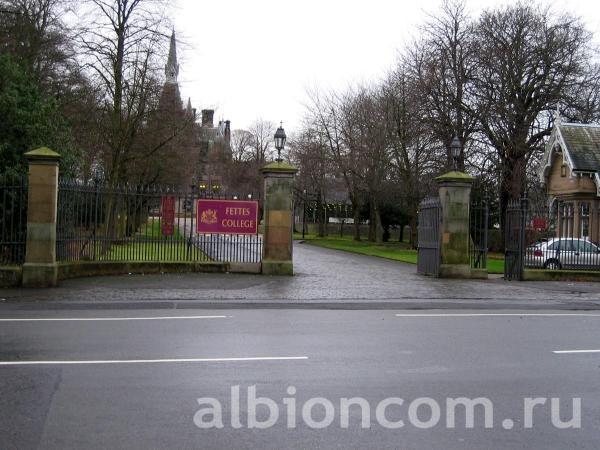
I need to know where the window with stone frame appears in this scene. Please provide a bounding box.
[580,202,590,238]
[561,202,574,238]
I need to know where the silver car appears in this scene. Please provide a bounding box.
[525,237,600,269]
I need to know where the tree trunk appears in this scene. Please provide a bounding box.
[374,203,383,244]
[352,202,361,241]
[368,198,384,244]
[499,154,527,248]
[368,201,376,242]
[317,200,326,237]
[409,215,418,249]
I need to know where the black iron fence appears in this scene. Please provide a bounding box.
[0,174,28,265]
[469,198,489,270]
[417,197,441,276]
[522,198,600,272]
[504,194,600,277]
[504,197,526,280]
[56,179,262,264]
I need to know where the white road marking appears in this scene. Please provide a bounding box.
[0,356,309,366]
[395,313,600,317]
[553,349,600,354]
[0,315,228,322]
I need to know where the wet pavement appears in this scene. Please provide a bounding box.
[1,243,600,310]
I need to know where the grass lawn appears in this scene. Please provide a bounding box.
[103,241,204,262]
[98,218,206,262]
[139,218,184,240]
[296,233,504,274]
[487,257,504,275]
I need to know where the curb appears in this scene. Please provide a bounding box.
[2,299,600,311]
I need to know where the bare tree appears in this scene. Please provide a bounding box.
[288,125,332,237]
[306,88,366,240]
[248,118,275,163]
[381,70,439,246]
[75,0,171,185]
[406,0,478,170]
[338,85,389,243]
[230,129,254,162]
[471,4,592,229]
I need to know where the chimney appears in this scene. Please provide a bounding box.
[201,109,214,128]
[224,120,231,143]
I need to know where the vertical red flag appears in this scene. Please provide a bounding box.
[161,195,176,236]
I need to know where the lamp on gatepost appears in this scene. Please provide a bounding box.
[274,122,286,163]
[451,135,461,171]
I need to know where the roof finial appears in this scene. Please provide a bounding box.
[554,104,562,125]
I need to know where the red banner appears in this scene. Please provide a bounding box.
[161,195,176,236]
[197,199,258,235]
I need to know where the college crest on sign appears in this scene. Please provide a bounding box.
[196,199,259,235]
[201,209,218,225]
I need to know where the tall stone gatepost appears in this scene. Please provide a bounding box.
[22,147,61,287]
[261,161,297,275]
[436,171,475,279]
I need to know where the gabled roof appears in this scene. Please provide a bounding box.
[539,117,600,185]
[559,123,600,172]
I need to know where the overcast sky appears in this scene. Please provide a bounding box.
[172,0,600,133]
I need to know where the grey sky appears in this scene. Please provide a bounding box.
[172,0,600,133]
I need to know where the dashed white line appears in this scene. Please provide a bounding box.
[0,315,228,322]
[553,349,600,354]
[395,313,600,317]
[0,356,309,365]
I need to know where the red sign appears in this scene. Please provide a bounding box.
[161,195,176,236]
[196,199,258,235]
[532,217,547,231]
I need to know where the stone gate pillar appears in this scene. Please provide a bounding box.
[261,161,297,275]
[22,147,61,287]
[436,171,475,279]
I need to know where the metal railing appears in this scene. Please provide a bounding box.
[0,174,28,265]
[417,197,441,277]
[469,198,489,270]
[56,179,262,264]
[523,199,600,272]
[504,197,527,280]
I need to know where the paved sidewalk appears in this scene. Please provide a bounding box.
[1,243,600,310]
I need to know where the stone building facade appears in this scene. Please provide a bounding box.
[539,113,600,241]
[157,30,232,191]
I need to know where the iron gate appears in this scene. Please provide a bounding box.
[469,198,489,270]
[504,195,528,280]
[417,197,441,277]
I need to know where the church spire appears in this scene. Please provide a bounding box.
[165,29,179,84]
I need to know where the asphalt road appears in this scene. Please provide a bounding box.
[1,308,600,449]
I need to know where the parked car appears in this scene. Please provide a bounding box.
[525,237,600,269]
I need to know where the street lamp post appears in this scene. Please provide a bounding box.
[302,189,307,240]
[451,135,461,171]
[274,122,287,163]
